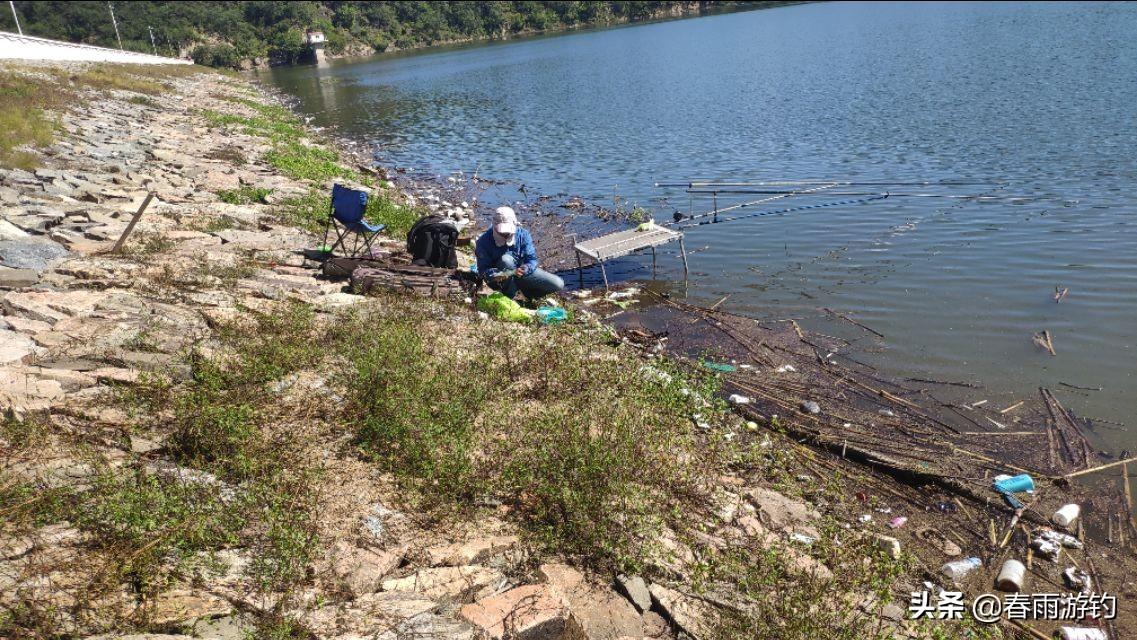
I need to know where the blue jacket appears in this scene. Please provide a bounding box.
[475,228,538,278]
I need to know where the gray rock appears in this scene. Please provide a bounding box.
[0,218,30,240]
[0,268,39,289]
[148,148,187,167]
[86,635,193,640]
[190,614,249,640]
[0,239,69,270]
[615,574,652,613]
[375,612,474,640]
[2,168,37,185]
[800,400,821,415]
[0,328,39,364]
[130,435,164,454]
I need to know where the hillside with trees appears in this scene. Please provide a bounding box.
[3,1,792,68]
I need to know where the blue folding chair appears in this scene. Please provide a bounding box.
[321,184,385,258]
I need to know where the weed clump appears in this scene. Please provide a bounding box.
[0,70,65,169]
[64,68,165,95]
[336,297,720,571]
[217,185,272,205]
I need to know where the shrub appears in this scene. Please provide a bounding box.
[217,185,272,205]
[191,43,241,69]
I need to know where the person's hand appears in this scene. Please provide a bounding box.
[515,265,528,276]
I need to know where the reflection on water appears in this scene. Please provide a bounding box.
[261,1,1137,453]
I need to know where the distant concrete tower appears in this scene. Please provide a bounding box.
[307,30,327,66]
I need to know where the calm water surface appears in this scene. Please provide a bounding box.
[262,2,1137,453]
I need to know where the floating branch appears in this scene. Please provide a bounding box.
[1032,330,1056,356]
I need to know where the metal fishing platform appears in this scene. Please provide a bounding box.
[573,225,687,290]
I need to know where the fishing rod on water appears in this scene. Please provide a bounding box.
[685,189,1009,199]
[668,193,892,229]
[656,179,1011,228]
[654,179,1000,188]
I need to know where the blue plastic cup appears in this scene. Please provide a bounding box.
[993,473,1035,494]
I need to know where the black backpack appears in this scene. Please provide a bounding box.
[406,215,458,268]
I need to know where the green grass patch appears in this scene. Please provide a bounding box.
[275,190,329,231]
[695,529,1001,640]
[336,297,724,571]
[65,68,165,95]
[129,94,158,107]
[364,192,421,238]
[201,108,305,141]
[217,185,272,205]
[122,231,174,255]
[265,142,357,182]
[0,70,67,170]
[200,93,361,185]
[273,188,425,248]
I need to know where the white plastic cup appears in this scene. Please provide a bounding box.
[1053,503,1081,528]
[1059,627,1107,640]
[941,557,981,580]
[995,559,1026,592]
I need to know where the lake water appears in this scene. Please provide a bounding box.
[261,2,1137,455]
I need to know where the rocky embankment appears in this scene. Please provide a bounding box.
[3,62,1078,640]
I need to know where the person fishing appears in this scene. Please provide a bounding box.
[475,206,564,300]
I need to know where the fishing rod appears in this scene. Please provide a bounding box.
[655,179,1000,188]
[685,183,841,220]
[669,193,891,229]
[685,189,1010,200]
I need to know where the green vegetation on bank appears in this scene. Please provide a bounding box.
[0,72,61,170]
[0,303,325,636]
[0,63,212,170]
[1,293,994,638]
[4,2,797,69]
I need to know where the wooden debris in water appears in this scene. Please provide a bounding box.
[999,400,1025,415]
[986,417,1008,430]
[960,430,1040,436]
[1064,454,1137,480]
[1054,285,1068,303]
[709,294,731,310]
[1060,381,1102,392]
[1032,330,1056,356]
[822,307,885,338]
[1040,387,1092,469]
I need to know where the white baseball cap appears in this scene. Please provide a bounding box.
[493,206,517,235]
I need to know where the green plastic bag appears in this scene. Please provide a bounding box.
[477,292,535,324]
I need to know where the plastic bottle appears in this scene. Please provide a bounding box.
[1053,503,1081,528]
[1058,628,1107,640]
[992,473,1034,494]
[941,557,982,580]
[995,559,1026,592]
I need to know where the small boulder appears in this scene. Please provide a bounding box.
[539,563,642,640]
[615,574,652,614]
[745,487,820,531]
[424,535,518,567]
[648,584,716,639]
[381,565,502,601]
[330,541,406,596]
[459,584,567,640]
[0,268,40,288]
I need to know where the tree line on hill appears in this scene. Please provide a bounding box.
[3,1,794,68]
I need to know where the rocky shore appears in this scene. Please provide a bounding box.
[2,62,1132,640]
